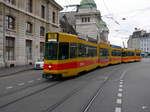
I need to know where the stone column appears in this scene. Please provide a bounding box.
[0,3,4,67]
[16,13,26,65]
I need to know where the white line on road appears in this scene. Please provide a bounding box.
[120,82,123,84]
[142,106,147,109]
[28,80,34,83]
[37,78,41,81]
[116,99,122,104]
[119,85,123,88]
[118,88,123,92]
[18,83,25,86]
[120,69,128,80]
[118,93,122,97]
[115,107,121,112]
[120,80,124,82]
[6,86,13,89]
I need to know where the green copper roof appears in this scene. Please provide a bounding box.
[80,0,97,8]
[99,20,109,31]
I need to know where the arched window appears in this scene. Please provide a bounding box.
[5,15,15,30]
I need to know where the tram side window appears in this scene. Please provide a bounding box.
[88,46,91,57]
[88,46,97,57]
[92,47,97,57]
[78,44,86,57]
[100,48,109,56]
[58,43,69,60]
[106,49,109,56]
[128,52,134,56]
[117,50,122,56]
[133,52,135,56]
[122,52,126,57]
[112,50,121,56]
[136,53,141,56]
[70,43,77,58]
[112,50,116,56]
[126,52,129,56]
[128,52,131,56]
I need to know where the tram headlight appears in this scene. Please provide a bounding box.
[48,65,52,69]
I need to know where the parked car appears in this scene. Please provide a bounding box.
[34,59,44,70]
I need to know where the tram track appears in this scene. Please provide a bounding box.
[81,63,140,112]
[0,79,48,98]
[0,81,63,109]
[42,65,124,112]
[0,64,128,112]
[0,69,35,79]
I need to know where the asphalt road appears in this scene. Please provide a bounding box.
[0,59,150,112]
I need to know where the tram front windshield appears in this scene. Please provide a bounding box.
[45,42,58,60]
[45,42,69,60]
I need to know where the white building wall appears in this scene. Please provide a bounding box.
[76,6,108,43]
[128,37,140,50]
[78,8,97,13]
[77,24,98,39]
[140,37,150,52]
[128,35,150,53]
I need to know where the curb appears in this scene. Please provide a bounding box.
[0,67,34,78]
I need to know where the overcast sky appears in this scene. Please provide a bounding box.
[55,0,150,47]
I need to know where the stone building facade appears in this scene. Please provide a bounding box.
[59,0,109,43]
[0,0,62,67]
[75,0,109,43]
[128,30,150,53]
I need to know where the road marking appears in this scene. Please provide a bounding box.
[120,82,123,84]
[119,88,123,92]
[83,78,108,112]
[0,71,34,80]
[120,80,124,82]
[115,107,121,112]
[142,106,147,109]
[37,78,41,81]
[18,83,25,86]
[119,85,123,88]
[116,99,122,104]
[28,80,34,83]
[6,86,13,89]
[118,93,122,97]
[120,69,128,80]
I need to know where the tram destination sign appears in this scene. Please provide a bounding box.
[46,33,58,42]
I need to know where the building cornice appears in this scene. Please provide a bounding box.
[75,11,100,16]
[48,0,63,11]
[0,1,59,28]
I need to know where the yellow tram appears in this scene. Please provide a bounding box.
[43,32,98,78]
[43,32,141,79]
[98,42,110,67]
[110,47,122,64]
[122,49,135,63]
[135,50,142,62]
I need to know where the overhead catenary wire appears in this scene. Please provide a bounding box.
[102,6,150,17]
[102,0,120,25]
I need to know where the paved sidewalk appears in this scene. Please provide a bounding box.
[0,65,34,77]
